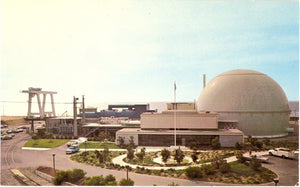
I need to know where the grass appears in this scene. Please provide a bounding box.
[23,139,69,148]
[79,142,121,149]
[203,161,277,184]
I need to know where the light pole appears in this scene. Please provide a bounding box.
[273,178,279,186]
[125,165,129,180]
[85,140,87,153]
[52,153,56,174]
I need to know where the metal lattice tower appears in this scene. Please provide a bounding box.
[22,87,57,118]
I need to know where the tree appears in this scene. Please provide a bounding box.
[173,148,185,164]
[126,147,135,161]
[235,151,246,163]
[136,147,146,162]
[161,148,171,163]
[128,136,135,148]
[211,137,221,149]
[249,155,262,171]
[219,159,231,173]
[191,151,198,163]
[119,178,134,186]
[211,151,221,169]
[235,142,242,150]
[117,136,125,147]
[98,131,106,142]
[99,152,104,163]
[103,147,109,162]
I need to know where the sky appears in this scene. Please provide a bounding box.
[1,0,299,116]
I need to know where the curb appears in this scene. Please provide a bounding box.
[10,169,38,186]
[22,147,51,150]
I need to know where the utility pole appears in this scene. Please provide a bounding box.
[82,95,85,123]
[73,96,79,137]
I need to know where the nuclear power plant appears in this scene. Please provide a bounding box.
[38,69,297,147]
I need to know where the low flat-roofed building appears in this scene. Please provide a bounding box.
[116,102,244,147]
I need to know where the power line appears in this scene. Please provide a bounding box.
[0,100,73,104]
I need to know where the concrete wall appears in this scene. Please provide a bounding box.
[219,135,244,147]
[167,103,195,110]
[116,131,139,145]
[141,113,218,129]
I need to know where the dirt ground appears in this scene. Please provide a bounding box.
[1,116,28,126]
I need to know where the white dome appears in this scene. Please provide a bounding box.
[197,69,290,137]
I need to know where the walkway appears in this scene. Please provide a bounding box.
[112,150,269,170]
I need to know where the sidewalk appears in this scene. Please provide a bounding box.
[111,150,269,170]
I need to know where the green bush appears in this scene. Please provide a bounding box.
[53,168,86,185]
[119,178,134,186]
[161,148,171,163]
[185,166,203,178]
[201,164,215,175]
[249,156,262,171]
[235,151,246,163]
[211,137,221,149]
[53,170,68,185]
[32,134,39,140]
[84,176,105,185]
[235,142,242,150]
[219,160,231,173]
[69,168,86,183]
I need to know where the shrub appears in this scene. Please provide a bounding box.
[161,149,171,163]
[173,148,185,164]
[69,168,86,183]
[117,136,125,148]
[84,175,105,185]
[219,160,231,173]
[191,152,198,163]
[211,137,221,149]
[119,178,134,186]
[201,164,215,175]
[249,156,262,171]
[126,147,135,161]
[185,166,203,178]
[235,151,246,163]
[53,170,68,185]
[235,142,242,150]
[32,134,39,140]
[104,174,117,186]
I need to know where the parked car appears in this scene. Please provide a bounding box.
[66,145,80,154]
[67,140,79,147]
[244,154,269,163]
[12,129,19,133]
[18,126,27,129]
[17,129,24,132]
[6,130,12,134]
[1,135,12,140]
[269,148,299,159]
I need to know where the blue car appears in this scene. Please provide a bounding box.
[66,145,80,154]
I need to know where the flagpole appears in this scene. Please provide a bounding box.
[174,82,177,147]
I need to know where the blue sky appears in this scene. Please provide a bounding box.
[1,0,299,115]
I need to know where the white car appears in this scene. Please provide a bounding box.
[269,148,298,159]
[66,145,80,154]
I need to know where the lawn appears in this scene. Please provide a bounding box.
[79,142,121,149]
[23,139,69,148]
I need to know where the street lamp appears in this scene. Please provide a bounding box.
[52,153,56,174]
[125,165,129,180]
[273,178,279,186]
[84,140,87,153]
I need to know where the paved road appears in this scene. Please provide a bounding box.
[1,131,299,186]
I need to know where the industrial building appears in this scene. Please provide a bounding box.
[197,69,291,138]
[116,102,244,147]
[116,69,294,147]
[78,104,156,120]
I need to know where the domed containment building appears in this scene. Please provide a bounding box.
[197,69,290,138]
